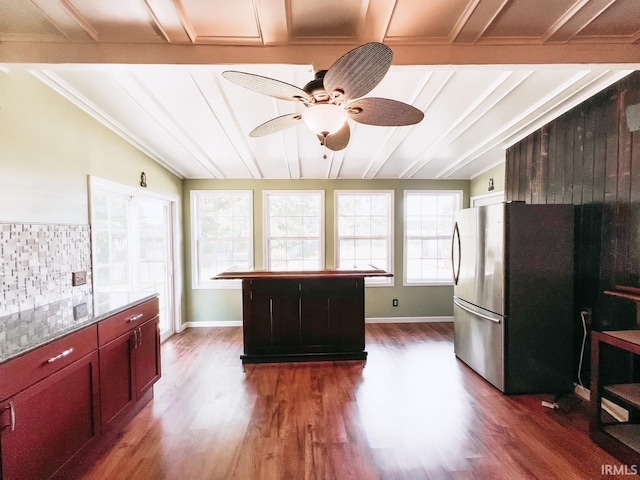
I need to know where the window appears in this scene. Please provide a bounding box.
[191,190,253,288]
[404,190,462,285]
[264,191,324,271]
[335,190,393,286]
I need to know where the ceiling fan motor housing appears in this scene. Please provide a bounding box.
[303,70,330,103]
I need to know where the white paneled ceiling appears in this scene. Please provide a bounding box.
[2,0,639,180]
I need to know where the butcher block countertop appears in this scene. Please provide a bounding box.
[213,268,393,280]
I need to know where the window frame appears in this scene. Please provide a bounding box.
[403,189,462,286]
[190,189,254,289]
[263,190,325,271]
[334,189,394,287]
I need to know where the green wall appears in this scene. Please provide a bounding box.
[0,68,182,224]
[0,66,471,325]
[470,163,505,198]
[0,66,185,322]
[184,178,469,323]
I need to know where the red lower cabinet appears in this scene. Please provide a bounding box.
[0,351,100,480]
[135,317,161,399]
[0,296,161,479]
[99,332,135,432]
[99,316,160,432]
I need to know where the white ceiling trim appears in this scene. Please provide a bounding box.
[437,69,633,178]
[192,71,264,178]
[109,71,226,178]
[403,70,523,179]
[363,70,435,179]
[28,68,186,179]
[435,70,597,179]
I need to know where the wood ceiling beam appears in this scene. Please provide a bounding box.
[544,0,616,43]
[31,0,97,42]
[452,0,509,44]
[359,0,396,44]
[3,41,640,66]
[143,0,193,44]
[254,0,288,45]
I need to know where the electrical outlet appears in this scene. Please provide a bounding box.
[73,303,88,320]
[392,299,398,307]
[72,271,87,286]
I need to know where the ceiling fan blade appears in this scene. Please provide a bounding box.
[323,42,393,102]
[249,113,302,137]
[318,122,350,151]
[222,71,312,103]
[348,97,424,126]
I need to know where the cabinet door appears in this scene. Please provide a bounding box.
[244,279,300,353]
[328,279,364,351]
[99,331,135,432]
[0,351,100,480]
[134,317,161,399]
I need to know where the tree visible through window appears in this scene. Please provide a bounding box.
[264,191,324,271]
[335,190,393,285]
[404,190,462,285]
[191,190,253,287]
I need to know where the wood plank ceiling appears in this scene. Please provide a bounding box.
[1,0,639,180]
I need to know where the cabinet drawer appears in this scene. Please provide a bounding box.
[0,325,98,401]
[98,297,159,347]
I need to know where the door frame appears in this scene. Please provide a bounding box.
[88,176,182,341]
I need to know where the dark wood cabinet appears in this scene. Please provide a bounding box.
[243,277,365,361]
[214,270,391,364]
[590,286,640,467]
[0,350,100,480]
[590,330,640,466]
[99,302,160,433]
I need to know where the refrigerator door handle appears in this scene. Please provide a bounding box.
[451,222,461,285]
[453,297,501,324]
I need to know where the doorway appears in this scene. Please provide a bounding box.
[89,177,180,341]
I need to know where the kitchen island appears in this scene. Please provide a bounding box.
[214,269,392,364]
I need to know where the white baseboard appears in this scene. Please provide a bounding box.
[179,316,453,331]
[180,321,242,330]
[366,316,453,324]
[574,384,629,422]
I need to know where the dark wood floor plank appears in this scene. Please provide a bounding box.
[80,324,624,479]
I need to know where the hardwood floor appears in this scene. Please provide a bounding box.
[80,323,623,479]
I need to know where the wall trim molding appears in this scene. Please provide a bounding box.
[366,316,453,323]
[180,321,243,330]
[180,316,454,330]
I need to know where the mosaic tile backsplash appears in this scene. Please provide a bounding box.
[0,223,92,315]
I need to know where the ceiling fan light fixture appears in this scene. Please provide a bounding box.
[302,104,348,136]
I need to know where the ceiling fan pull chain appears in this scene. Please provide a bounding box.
[319,133,328,159]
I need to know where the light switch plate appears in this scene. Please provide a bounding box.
[72,271,87,286]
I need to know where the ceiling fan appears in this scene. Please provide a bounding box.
[222,42,424,157]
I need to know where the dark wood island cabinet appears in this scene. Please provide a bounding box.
[214,269,392,364]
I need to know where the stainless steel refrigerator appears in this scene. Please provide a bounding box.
[452,202,574,394]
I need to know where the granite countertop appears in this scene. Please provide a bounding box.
[0,291,158,364]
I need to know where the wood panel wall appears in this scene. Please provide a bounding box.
[505,71,640,386]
